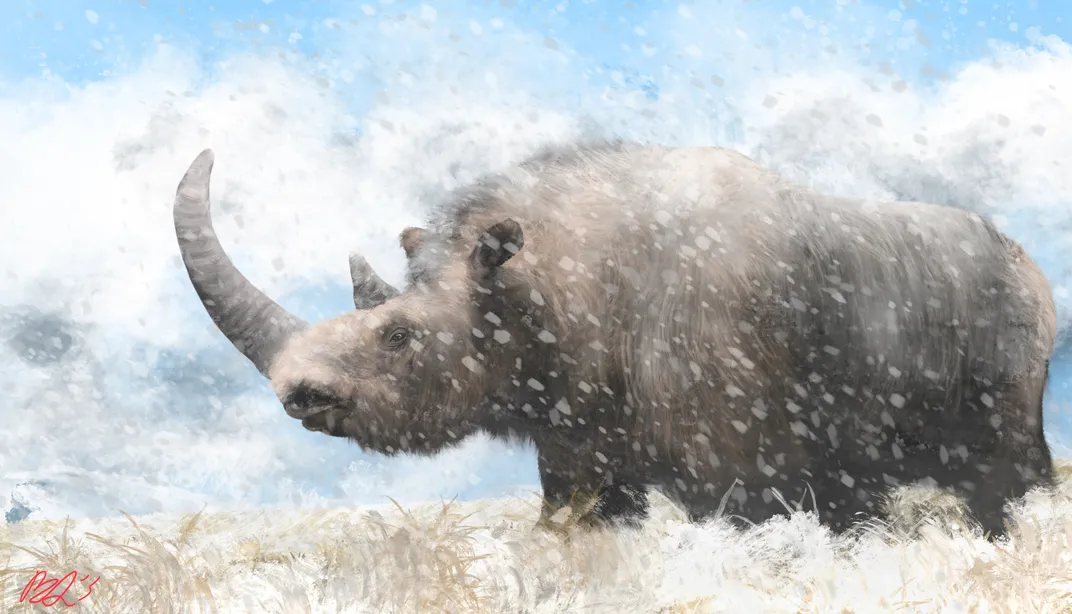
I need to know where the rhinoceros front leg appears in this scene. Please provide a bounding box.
[533,442,649,532]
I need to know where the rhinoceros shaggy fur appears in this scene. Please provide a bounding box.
[173,141,1056,539]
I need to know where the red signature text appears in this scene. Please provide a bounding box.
[18,570,100,608]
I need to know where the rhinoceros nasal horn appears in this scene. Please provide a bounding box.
[172,149,309,377]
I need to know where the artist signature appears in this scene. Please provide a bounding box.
[18,570,101,608]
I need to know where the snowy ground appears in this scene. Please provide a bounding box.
[2,461,1070,614]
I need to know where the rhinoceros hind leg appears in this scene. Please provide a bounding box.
[954,373,1055,541]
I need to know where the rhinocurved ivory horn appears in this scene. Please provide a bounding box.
[172,149,308,377]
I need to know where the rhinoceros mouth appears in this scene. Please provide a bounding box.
[300,412,329,432]
[300,407,349,434]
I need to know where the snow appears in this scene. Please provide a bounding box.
[2,463,1070,612]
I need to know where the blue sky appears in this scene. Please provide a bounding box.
[3,0,1072,522]
[4,0,1070,88]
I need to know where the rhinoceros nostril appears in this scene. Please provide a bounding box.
[281,383,340,419]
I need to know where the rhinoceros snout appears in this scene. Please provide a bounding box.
[279,383,341,420]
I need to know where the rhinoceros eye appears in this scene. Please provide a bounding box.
[384,327,410,349]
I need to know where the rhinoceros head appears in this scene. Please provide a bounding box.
[173,150,525,454]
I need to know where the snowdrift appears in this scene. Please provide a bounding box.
[2,461,1070,613]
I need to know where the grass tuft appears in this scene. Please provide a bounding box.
[1,460,1070,613]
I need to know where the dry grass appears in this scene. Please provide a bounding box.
[1,462,1070,614]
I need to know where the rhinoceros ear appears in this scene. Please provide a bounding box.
[469,218,524,276]
[399,226,426,258]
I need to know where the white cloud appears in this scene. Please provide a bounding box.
[1,3,1071,522]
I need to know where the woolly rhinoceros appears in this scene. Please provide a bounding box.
[173,141,1056,539]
